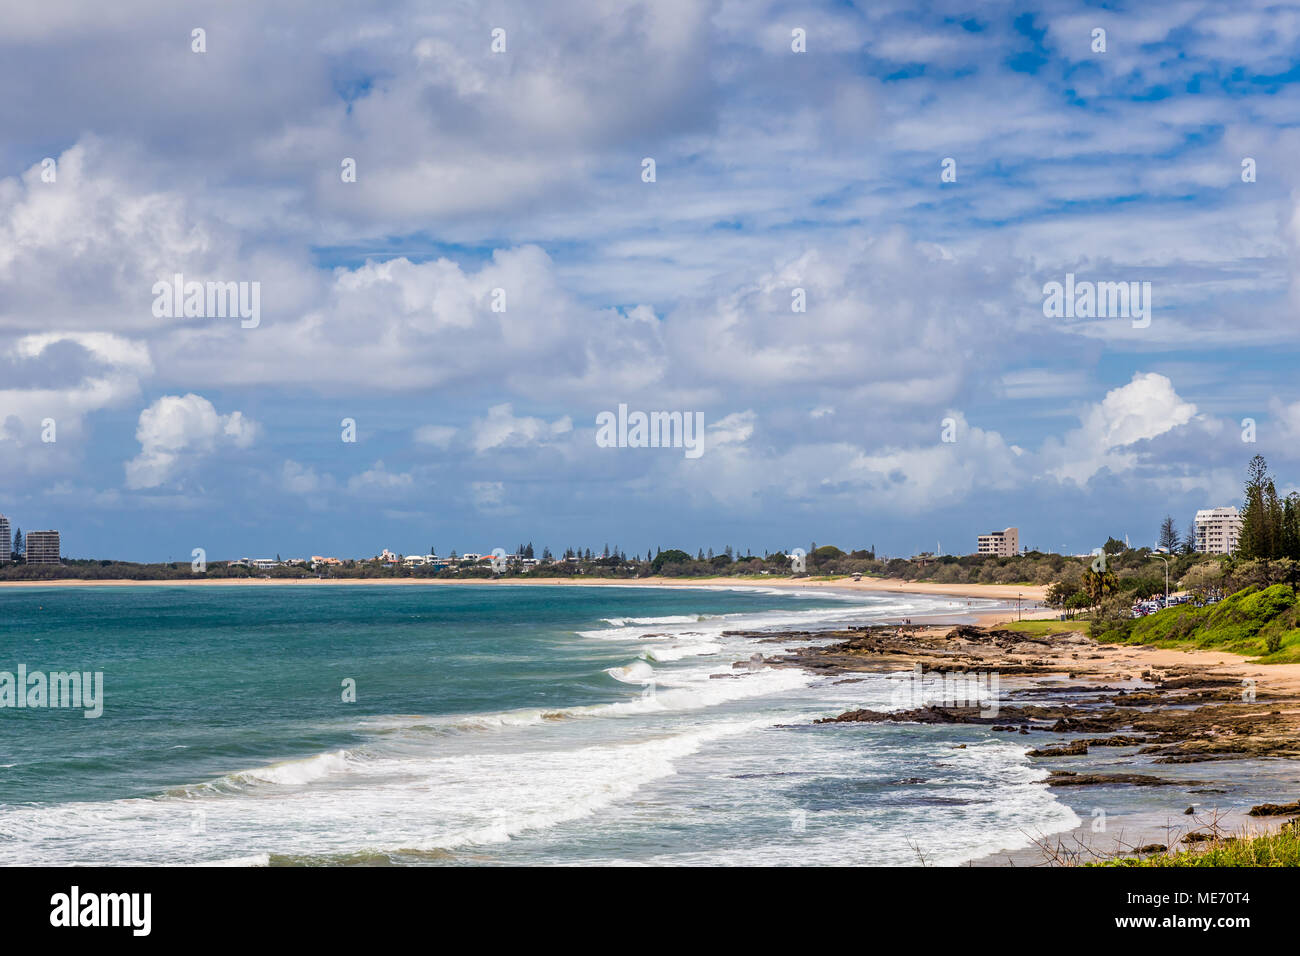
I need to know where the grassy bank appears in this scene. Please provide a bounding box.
[1096,824,1300,867]
[997,620,1087,637]
[1091,584,1300,664]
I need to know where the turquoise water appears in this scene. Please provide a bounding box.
[0,583,1080,865]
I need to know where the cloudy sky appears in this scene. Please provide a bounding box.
[2,0,1298,562]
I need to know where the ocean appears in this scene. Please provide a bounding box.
[0,583,1080,865]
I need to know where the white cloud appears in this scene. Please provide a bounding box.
[471,403,572,454]
[413,425,457,448]
[347,460,414,494]
[708,410,756,447]
[125,394,258,489]
[471,480,506,512]
[0,331,152,474]
[281,460,331,495]
[1047,373,1198,485]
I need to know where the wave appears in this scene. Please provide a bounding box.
[639,641,722,662]
[0,718,779,865]
[605,660,655,684]
[575,600,957,644]
[601,614,713,626]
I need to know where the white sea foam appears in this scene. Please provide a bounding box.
[0,718,779,865]
[3,588,1056,867]
[605,660,655,684]
[639,641,722,661]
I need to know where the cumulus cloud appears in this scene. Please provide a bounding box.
[1,0,1295,556]
[125,394,258,489]
[1046,373,1198,485]
[0,331,151,445]
[471,403,573,454]
[281,459,332,495]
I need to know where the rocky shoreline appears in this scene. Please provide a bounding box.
[728,621,1300,864]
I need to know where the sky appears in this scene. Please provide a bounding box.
[1,0,1299,562]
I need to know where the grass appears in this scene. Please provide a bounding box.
[998,620,1087,636]
[1092,584,1300,663]
[1095,824,1300,867]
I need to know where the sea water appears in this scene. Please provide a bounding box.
[0,584,1079,865]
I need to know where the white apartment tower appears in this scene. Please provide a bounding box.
[0,514,9,563]
[1194,507,1242,555]
[976,527,1019,557]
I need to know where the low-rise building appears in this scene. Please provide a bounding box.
[976,527,1019,558]
[1194,507,1242,555]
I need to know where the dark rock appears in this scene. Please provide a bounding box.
[1027,739,1088,757]
[1045,771,1200,788]
[1248,800,1300,817]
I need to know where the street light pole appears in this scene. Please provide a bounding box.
[1155,554,1169,608]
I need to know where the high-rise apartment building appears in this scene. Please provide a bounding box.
[1194,507,1242,555]
[0,514,10,563]
[25,530,61,565]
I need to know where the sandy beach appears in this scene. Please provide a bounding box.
[0,574,1050,602]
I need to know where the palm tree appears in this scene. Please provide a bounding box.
[1082,567,1118,607]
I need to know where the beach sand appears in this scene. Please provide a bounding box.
[0,574,1051,602]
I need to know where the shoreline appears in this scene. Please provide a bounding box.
[0,574,1050,602]
[5,572,1291,865]
[746,619,1300,866]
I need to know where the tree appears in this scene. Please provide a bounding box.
[1082,566,1119,607]
[651,549,693,574]
[1045,581,1080,609]
[1157,515,1179,552]
[811,545,845,567]
[1183,520,1198,555]
[12,528,22,558]
[1181,562,1224,603]
[1283,494,1300,563]
[1064,592,1092,617]
[1239,455,1284,559]
[1103,536,1127,555]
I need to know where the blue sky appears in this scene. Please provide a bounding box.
[1,0,1298,562]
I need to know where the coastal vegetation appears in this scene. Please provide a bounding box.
[1090,583,1300,663]
[1097,823,1300,867]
